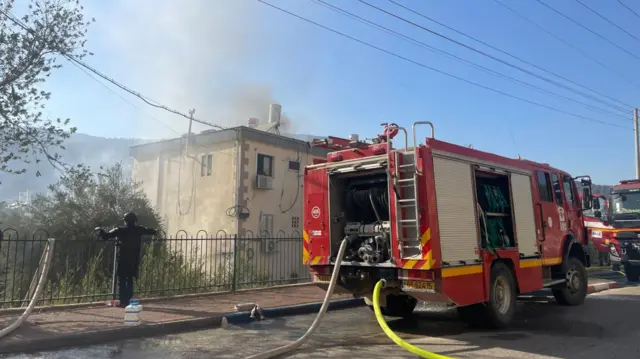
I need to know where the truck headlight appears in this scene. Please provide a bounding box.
[591,230,603,238]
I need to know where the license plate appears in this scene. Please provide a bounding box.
[402,280,435,292]
[314,275,331,282]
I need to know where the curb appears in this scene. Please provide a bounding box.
[0,298,365,355]
[0,282,318,316]
[587,281,622,294]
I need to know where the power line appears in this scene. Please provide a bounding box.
[574,0,640,44]
[258,0,630,130]
[384,0,634,111]
[493,0,640,88]
[534,0,640,63]
[67,59,183,134]
[0,8,226,131]
[365,0,631,114]
[312,0,628,121]
[616,0,640,19]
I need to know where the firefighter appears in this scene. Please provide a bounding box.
[97,212,157,308]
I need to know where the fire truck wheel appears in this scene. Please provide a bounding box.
[485,262,517,329]
[368,294,417,318]
[552,256,588,306]
[624,265,640,282]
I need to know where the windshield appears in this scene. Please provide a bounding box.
[611,190,640,220]
[584,196,607,221]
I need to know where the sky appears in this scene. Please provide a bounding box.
[15,0,640,185]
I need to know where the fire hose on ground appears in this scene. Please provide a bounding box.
[242,237,454,359]
[0,238,55,340]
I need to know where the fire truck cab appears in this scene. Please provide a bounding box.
[604,179,640,280]
[303,123,596,328]
[581,194,612,266]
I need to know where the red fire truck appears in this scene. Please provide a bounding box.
[600,179,640,280]
[304,123,597,328]
[580,194,612,266]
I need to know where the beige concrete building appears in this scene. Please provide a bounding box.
[129,122,330,285]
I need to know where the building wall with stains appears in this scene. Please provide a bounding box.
[130,127,330,284]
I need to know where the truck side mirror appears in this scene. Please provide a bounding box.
[592,197,600,210]
[594,210,602,218]
[582,188,592,210]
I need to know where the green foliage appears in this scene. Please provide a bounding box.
[0,0,94,178]
[0,163,277,307]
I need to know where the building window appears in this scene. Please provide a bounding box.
[288,160,300,172]
[292,216,300,228]
[536,170,553,202]
[201,154,212,177]
[257,153,274,177]
[551,173,563,205]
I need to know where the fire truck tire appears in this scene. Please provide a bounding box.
[367,294,417,318]
[552,256,588,306]
[624,265,640,282]
[485,262,517,329]
[457,262,516,329]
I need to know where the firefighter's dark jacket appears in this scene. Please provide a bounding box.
[99,225,157,277]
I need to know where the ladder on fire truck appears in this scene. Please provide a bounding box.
[389,122,435,259]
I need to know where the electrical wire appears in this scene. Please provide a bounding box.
[384,0,634,111]
[574,0,640,44]
[616,0,640,19]
[534,0,640,63]
[360,0,631,115]
[493,0,640,89]
[0,8,226,131]
[258,0,631,130]
[311,0,629,121]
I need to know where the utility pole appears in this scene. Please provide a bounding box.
[635,108,640,179]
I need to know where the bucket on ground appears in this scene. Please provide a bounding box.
[124,300,142,326]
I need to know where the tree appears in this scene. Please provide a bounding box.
[29,162,161,234]
[0,0,93,178]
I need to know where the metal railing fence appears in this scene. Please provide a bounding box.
[0,229,309,309]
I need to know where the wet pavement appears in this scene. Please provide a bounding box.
[4,284,640,359]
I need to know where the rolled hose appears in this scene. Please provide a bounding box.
[243,238,349,359]
[372,279,454,359]
[0,238,55,340]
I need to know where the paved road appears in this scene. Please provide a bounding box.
[5,284,640,359]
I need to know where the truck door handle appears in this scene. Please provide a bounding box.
[537,203,547,242]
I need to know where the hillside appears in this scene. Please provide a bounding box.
[0,133,146,201]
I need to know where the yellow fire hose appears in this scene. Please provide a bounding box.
[372,279,455,359]
[242,238,453,359]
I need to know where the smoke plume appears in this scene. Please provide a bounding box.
[89,0,296,137]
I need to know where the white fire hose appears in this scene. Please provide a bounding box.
[243,238,348,359]
[0,238,55,340]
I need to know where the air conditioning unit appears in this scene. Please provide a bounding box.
[256,174,273,190]
[261,239,277,253]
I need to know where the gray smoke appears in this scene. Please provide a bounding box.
[88,0,298,137]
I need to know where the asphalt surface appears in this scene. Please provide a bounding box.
[4,279,640,359]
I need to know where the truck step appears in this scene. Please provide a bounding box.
[398,199,417,203]
[543,279,566,287]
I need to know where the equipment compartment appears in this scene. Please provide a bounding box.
[474,170,516,250]
[328,169,392,264]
